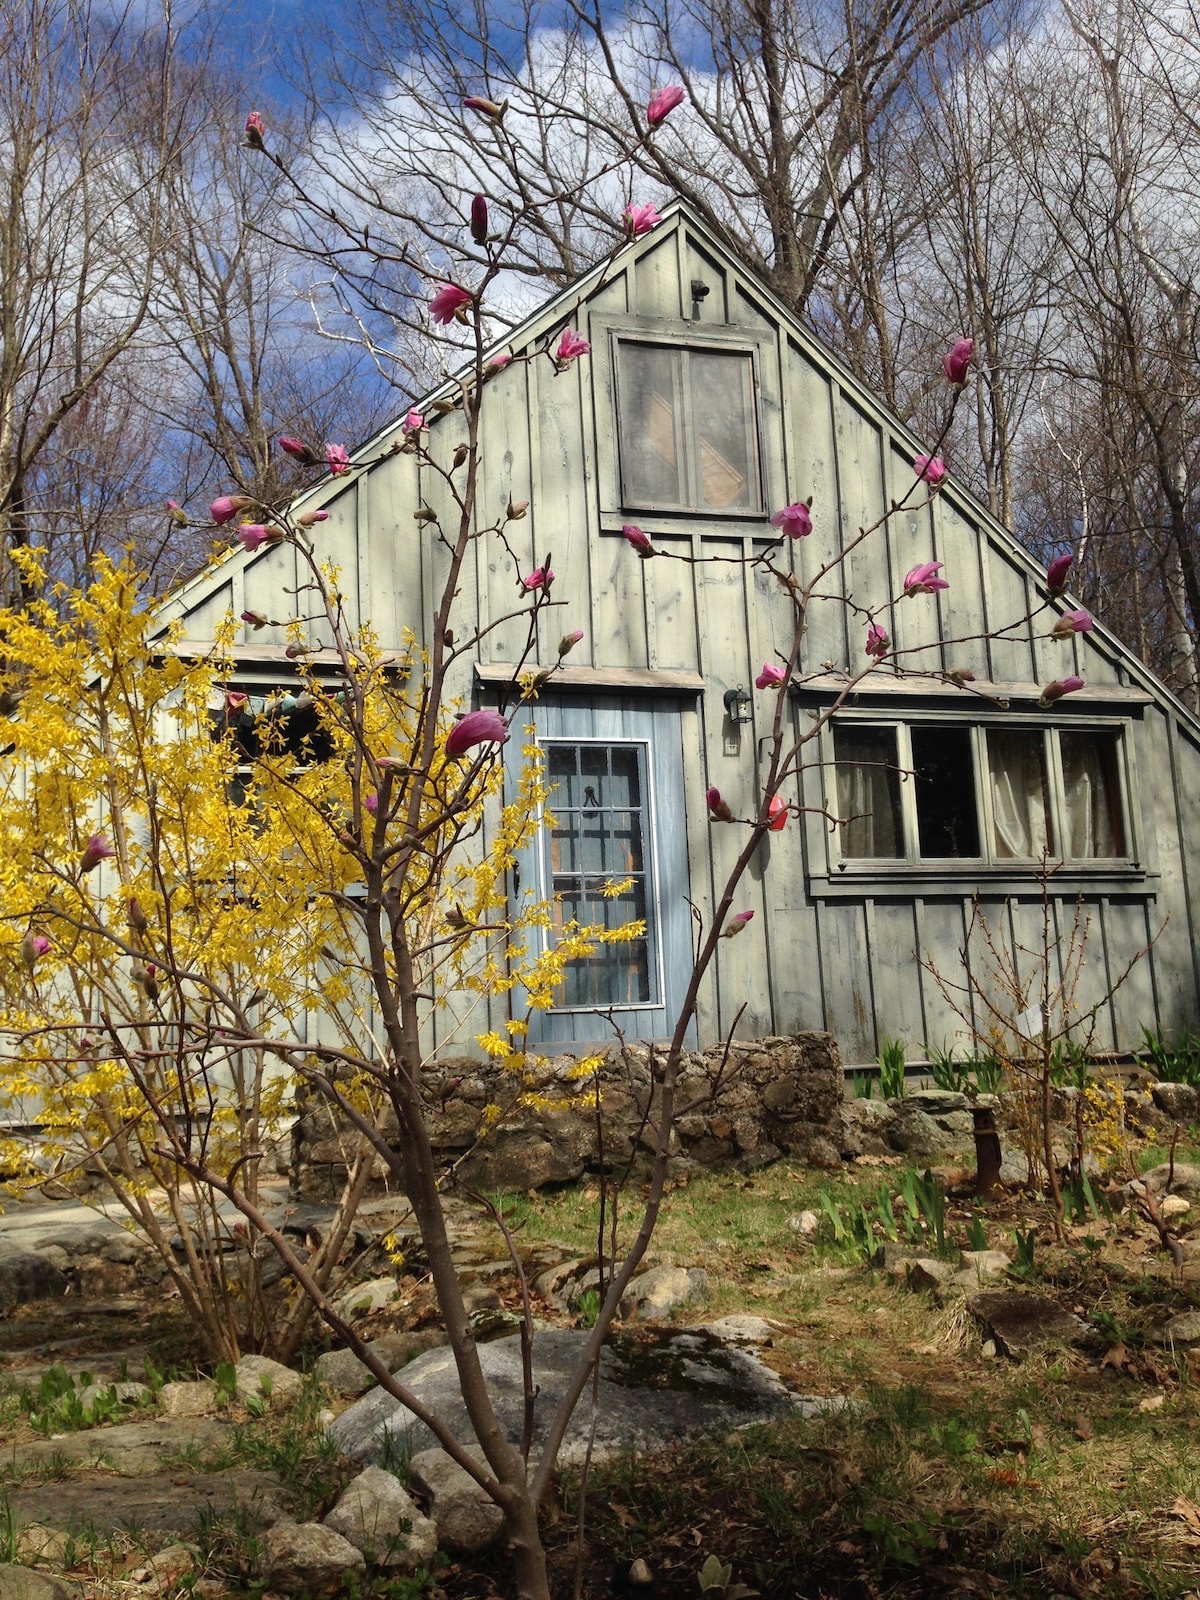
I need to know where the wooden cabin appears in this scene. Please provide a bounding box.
[155,204,1200,1067]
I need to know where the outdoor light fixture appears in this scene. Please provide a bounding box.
[723,685,752,725]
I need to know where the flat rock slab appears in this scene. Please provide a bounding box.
[9,1467,291,1537]
[0,1565,83,1599]
[328,1327,797,1470]
[967,1291,1088,1358]
[2,1416,232,1478]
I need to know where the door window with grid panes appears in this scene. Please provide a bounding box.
[542,741,658,1008]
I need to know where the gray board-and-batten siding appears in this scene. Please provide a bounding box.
[154,203,1200,1064]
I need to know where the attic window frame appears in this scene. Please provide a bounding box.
[590,315,777,526]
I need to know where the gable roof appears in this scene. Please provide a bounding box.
[152,202,1200,740]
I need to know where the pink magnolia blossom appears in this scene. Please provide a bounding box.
[365,793,378,814]
[767,795,788,832]
[279,436,316,462]
[755,662,786,690]
[943,337,974,385]
[445,708,510,758]
[914,454,946,486]
[485,352,513,377]
[558,629,584,657]
[1052,608,1093,638]
[555,328,591,362]
[402,409,424,433]
[236,523,281,552]
[297,508,330,528]
[1039,674,1085,707]
[245,110,265,147]
[903,561,949,597]
[21,930,50,968]
[166,499,188,527]
[1046,552,1073,593]
[326,443,349,475]
[522,566,554,590]
[623,203,662,238]
[430,283,473,324]
[770,502,812,539]
[646,85,685,127]
[80,833,115,874]
[866,622,890,658]
[241,610,268,630]
[706,786,734,823]
[722,909,754,938]
[470,192,488,244]
[210,494,251,525]
[622,523,654,555]
[462,95,506,121]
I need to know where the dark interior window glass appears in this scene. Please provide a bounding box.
[833,725,903,858]
[911,726,979,857]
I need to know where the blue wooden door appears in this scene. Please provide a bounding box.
[509,694,694,1048]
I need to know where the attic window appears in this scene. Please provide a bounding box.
[615,339,761,513]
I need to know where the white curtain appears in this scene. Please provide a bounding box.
[835,730,901,857]
[988,730,1049,859]
[1062,734,1119,857]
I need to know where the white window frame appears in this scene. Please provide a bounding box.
[535,735,667,1013]
[822,709,1140,878]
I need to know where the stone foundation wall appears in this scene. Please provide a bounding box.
[293,1033,844,1200]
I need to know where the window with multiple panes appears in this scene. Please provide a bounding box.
[832,720,1129,866]
[614,339,762,514]
[539,740,661,1009]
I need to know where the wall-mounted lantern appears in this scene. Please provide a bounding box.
[723,685,752,725]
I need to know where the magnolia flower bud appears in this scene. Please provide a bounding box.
[462,95,507,122]
[558,630,584,657]
[297,508,330,528]
[507,499,529,520]
[453,444,469,469]
[470,192,488,244]
[128,897,148,935]
[414,506,438,524]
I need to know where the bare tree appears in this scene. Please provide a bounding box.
[0,0,184,598]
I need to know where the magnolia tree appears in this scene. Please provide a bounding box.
[0,89,1095,1600]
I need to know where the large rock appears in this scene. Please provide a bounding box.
[315,1332,449,1398]
[455,1110,598,1190]
[1154,1312,1200,1347]
[409,1448,505,1553]
[620,1265,706,1320]
[234,1355,303,1408]
[158,1380,220,1418]
[262,1522,365,1589]
[905,1089,970,1116]
[9,1417,231,1477]
[0,1566,82,1599]
[9,1468,291,1538]
[1138,1161,1200,1197]
[0,1251,68,1309]
[327,1327,797,1470]
[1149,1082,1200,1121]
[886,1105,949,1157]
[967,1291,1088,1358]
[323,1466,437,1569]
